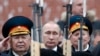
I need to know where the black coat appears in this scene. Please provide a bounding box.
[0,50,30,56]
[72,51,93,56]
[72,45,91,52]
[0,46,93,56]
[92,43,100,56]
[41,48,63,56]
[72,46,93,56]
[41,46,63,56]
[57,46,63,55]
[0,49,63,56]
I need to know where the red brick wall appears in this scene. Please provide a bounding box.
[0,0,100,38]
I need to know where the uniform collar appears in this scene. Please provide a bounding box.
[12,51,19,56]
[83,44,89,51]
[75,44,89,51]
[12,51,27,56]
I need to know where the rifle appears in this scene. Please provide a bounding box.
[63,0,73,56]
[29,0,44,56]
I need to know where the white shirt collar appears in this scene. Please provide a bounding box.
[12,51,27,56]
[46,46,57,52]
[12,51,19,56]
[52,46,57,52]
[75,44,89,51]
[83,44,89,51]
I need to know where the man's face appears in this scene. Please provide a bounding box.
[70,30,90,47]
[72,0,83,15]
[42,23,61,49]
[10,34,31,52]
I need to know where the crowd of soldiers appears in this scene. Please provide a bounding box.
[0,0,100,56]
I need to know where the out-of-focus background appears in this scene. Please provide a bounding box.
[0,0,100,38]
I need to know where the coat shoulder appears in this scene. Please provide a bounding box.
[0,50,10,56]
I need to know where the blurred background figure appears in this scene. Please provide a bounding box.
[92,20,100,31]
[93,30,100,47]
[72,0,83,16]
[92,43,100,56]
[89,21,100,52]
[87,9,98,23]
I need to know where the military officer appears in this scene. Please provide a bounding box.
[0,16,33,56]
[69,15,92,53]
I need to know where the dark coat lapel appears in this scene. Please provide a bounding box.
[57,46,63,54]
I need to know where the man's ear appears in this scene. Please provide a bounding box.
[59,31,63,42]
